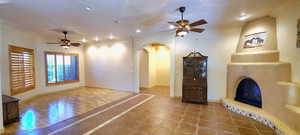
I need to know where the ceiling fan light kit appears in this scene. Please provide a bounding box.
[169,6,207,37]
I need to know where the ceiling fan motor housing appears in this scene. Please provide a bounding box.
[179,6,186,13]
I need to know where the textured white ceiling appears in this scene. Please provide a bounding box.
[0,0,285,41]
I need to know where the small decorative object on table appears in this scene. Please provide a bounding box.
[182,51,208,104]
[2,95,20,125]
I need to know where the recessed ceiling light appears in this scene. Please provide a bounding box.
[136,29,141,33]
[169,25,175,29]
[239,16,248,21]
[85,7,91,11]
[239,13,249,21]
[82,38,87,43]
[109,34,115,40]
[95,36,99,41]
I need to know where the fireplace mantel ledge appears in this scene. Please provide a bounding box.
[228,62,289,65]
[234,50,279,55]
[286,105,300,115]
[277,81,300,89]
[222,98,298,135]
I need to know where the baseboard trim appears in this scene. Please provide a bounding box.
[18,86,85,103]
[0,127,4,134]
[85,86,135,93]
[208,99,221,103]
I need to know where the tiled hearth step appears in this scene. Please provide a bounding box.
[222,98,299,135]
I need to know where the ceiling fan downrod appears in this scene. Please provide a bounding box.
[179,6,186,21]
[63,31,68,39]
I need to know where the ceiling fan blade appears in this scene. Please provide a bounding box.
[190,28,205,33]
[47,42,60,44]
[189,19,207,27]
[168,21,180,27]
[70,43,81,47]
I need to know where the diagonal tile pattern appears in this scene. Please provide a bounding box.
[2,86,276,135]
[91,97,276,135]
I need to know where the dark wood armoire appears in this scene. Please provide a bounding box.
[182,51,208,104]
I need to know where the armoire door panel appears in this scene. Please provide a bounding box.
[182,52,208,104]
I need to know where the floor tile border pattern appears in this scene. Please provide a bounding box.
[83,94,155,135]
[222,102,284,135]
[48,94,150,135]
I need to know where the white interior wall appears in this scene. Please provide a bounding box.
[174,28,241,100]
[134,27,241,101]
[0,21,86,100]
[0,20,4,132]
[0,19,241,102]
[274,0,300,83]
[84,40,135,92]
[3,1,299,103]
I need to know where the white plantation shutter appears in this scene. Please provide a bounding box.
[9,45,35,95]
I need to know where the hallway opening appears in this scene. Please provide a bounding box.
[138,43,171,96]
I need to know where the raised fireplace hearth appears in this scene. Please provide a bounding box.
[235,78,262,108]
[224,16,300,135]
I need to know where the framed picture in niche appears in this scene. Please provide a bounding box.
[297,19,300,48]
[243,32,267,48]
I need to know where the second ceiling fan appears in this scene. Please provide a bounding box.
[168,7,207,37]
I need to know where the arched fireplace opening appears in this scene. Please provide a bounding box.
[235,78,262,108]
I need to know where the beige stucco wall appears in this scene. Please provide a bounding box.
[139,49,150,88]
[139,45,171,88]
[227,16,300,133]
[274,0,300,83]
[147,48,158,87]
[145,45,171,87]
[236,16,277,53]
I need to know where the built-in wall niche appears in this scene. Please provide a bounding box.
[297,19,300,48]
[243,32,267,48]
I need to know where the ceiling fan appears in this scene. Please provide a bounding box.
[47,31,81,49]
[168,7,207,37]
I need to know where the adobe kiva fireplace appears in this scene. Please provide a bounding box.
[235,78,262,108]
[223,16,300,135]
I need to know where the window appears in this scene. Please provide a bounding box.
[9,45,35,95]
[45,52,79,85]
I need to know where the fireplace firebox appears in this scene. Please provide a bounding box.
[235,78,262,108]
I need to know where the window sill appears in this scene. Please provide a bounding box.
[46,80,80,87]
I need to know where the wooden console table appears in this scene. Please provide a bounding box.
[2,95,20,125]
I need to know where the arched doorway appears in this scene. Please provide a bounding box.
[138,43,171,96]
[235,78,262,108]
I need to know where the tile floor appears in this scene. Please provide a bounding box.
[3,86,276,135]
[2,87,132,134]
[140,86,170,97]
[94,96,276,135]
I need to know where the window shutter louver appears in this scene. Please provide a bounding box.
[9,46,35,95]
